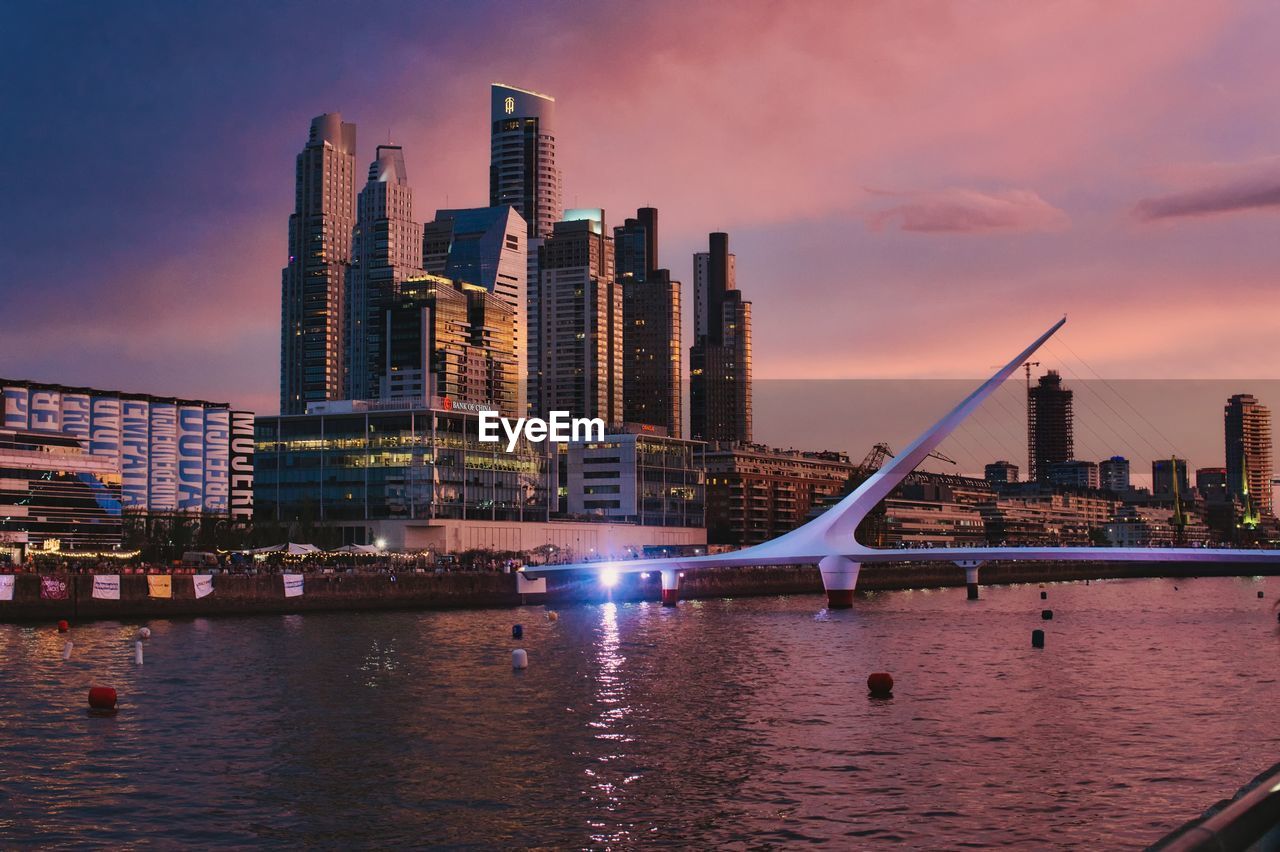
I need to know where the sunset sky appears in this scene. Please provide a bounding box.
[3,0,1279,441]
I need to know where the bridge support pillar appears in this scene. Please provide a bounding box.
[819,555,861,609]
[660,569,680,607]
[957,561,984,600]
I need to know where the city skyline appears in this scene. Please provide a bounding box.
[4,2,1280,431]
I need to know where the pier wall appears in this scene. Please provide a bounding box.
[2,559,1278,622]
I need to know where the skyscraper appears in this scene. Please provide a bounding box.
[1099,456,1130,493]
[1027,370,1072,482]
[616,208,681,436]
[690,232,751,443]
[489,84,560,240]
[537,209,621,424]
[423,206,527,413]
[345,144,424,401]
[1225,393,1273,519]
[280,113,356,415]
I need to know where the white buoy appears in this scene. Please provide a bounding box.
[62,640,73,660]
[135,640,144,666]
[512,648,528,669]
[136,627,151,640]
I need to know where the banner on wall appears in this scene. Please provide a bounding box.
[91,575,121,600]
[40,577,68,600]
[0,575,13,601]
[147,575,172,599]
[282,574,304,598]
[193,574,214,599]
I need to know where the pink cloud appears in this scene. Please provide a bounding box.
[865,188,1068,234]
[1133,156,1280,221]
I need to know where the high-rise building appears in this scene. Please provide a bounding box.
[984,460,1019,485]
[381,275,518,417]
[489,84,560,240]
[1028,370,1072,482]
[345,145,424,401]
[615,208,681,437]
[690,233,751,443]
[423,206,528,414]
[280,113,357,415]
[1225,393,1273,519]
[1099,456,1130,493]
[536,210,621,423]
[1152,457,1190,499]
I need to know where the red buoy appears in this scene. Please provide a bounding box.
[87,686,118,716]
[57,620,69,633]
[867,672,894,697]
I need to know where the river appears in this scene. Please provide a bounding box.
[1,576,1277,848]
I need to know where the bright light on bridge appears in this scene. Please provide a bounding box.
[600,568,620,588]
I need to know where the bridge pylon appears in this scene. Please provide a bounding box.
[819,555,861,609]
[660,569,680,607]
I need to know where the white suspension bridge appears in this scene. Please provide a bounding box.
[531,318,1280,608]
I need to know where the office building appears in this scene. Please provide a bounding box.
[345,145,424,400]
[1099,456,1130,493]
[1225,393,1274,519]
[382,275,519,417]
[0,428,122,558]
[1152,457,1190,499]
[255,400,704,554]
[422,206,528,414]
[984,460,1019,485]
[615,208,681,437]
[489,84,561,240]
[1196,467,1229,503]
[280,113,357,414]
[703,444,857,545]
[690,232,752,443]
[1028,370,1072,481]
[1,380,253,527]
[565,425,704,528]
[536,210,622,423]
[1046,459,1099,490]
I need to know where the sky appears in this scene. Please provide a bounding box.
[2,0,1279,459]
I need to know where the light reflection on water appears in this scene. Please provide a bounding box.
[0,576,1278,848]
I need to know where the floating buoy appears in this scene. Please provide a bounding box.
[136,627,151,640]
[88,686,118,716]
[512,648,528,669]
[1041,610,1053,620]
[1032,629,1045,648]
[57,620,69,633]
[512,624,523,639]
[867,672,894,698]
[135,641,143,666]
[1040,591,1047,600]
[546,611,558,622]
[62,640,73,660]
[1259,591,1265,599]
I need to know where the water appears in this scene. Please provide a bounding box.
[1,576,1278,848]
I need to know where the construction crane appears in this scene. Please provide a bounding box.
[1169,456,1188,546]
[859,442,958,472]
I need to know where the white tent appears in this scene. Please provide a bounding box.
[330,544,380,555]
[249,543,321,556]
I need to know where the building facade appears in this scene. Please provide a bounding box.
[690,232,752,443]
[984,460,1019,485]
[565,427,704,528]
[0,381,253,529]
[489,83,561,240]
[345,144,424,400]
[1152,457,1190,499]
[382,275,519,418]
[423,206,528,414]
[703,443,856,546]
[616,208,681,437]
[1225,393,1273,520]
[536,210,622,423]
[0,428,122,558]
[1196,467,1228,503]
[281,113,357,415]
[1047,459,1099,490]
[1027,370,1073,481]
[1100,456,1130,493]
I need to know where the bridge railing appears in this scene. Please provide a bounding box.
[1149,760,1280,851]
